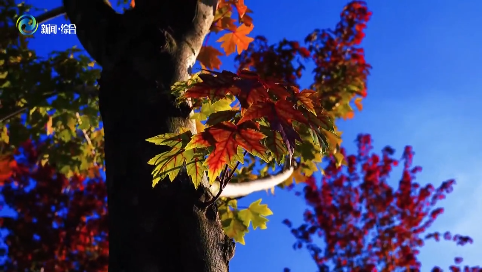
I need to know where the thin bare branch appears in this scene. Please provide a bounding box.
[75,112,93,147]
[0,107,27,123]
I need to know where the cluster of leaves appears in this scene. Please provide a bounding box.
[1,140,108,271]
[0,0,104,183]
[218,198,273,245]
[283,134,479,272]
[156,69,341,184]
[147,0,372,243]
[197,0,254,68]
[150,69,342,242]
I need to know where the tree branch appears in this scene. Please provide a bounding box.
[36,6,66,24]
[210,166,296,198]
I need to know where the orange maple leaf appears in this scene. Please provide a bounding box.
[235,0,248,18]
[197,46,223,70]
[211,17,237,33]
[185,122,267,181]
[217,24,254,56]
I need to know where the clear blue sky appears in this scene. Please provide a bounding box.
[13,0,482,271]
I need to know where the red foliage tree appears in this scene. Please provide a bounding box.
[284,134,479,272]
[0,140,108,272]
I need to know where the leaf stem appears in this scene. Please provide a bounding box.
[198,151,247,209]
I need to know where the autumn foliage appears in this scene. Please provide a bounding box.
[284,134,479,272]
[0,141,108,271]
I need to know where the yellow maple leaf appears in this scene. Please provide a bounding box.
[224,218,248,245]
[195,119,205,133]
[217,24,254,56]
[238,199,273,230]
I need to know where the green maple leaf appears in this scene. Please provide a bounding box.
[184,148,207,188]
[223,218,249,245]
[146,131,192,148]
[191,98,233,121]
[238,199,273,230]
[147,131,195,186]
[148,149,186,186]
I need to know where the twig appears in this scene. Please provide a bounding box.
[0,107,27,123]
[75,112,93,147]
[199,152,246,208]
[219,164,229,184]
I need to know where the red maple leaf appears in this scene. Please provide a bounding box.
[186,122,268,181]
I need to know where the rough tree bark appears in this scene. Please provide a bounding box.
[62,0,234,271]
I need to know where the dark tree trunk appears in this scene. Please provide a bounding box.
[62,0,234,271]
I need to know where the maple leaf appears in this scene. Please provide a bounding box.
[146,131,192,148]
[195,119,205,132]
[234,0,248,18]
[191,98,233,121]
[238,100,308,153]
[282,167,308,187]
[217,24,254,55]
[146,131,195,186]
[223,217,248,245]
[182,70,274,109]
[295,89,317,113]
[185,122,268,182]
[197,46,223,70]
[211,17,237,33]
[182,70,237,102]
[218,200,249,244]
[238,100,308,126]
[260,126,287,162]
[148,149,186,186]
[183,148,207,188]
[232,70,271,107]
[205,110,239,126]
[238,199,273,230]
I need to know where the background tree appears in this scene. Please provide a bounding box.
[1,140,108,271]
[1,0,371,271]
[284,134,479,272]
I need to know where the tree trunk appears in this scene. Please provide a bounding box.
[62,0,234,271]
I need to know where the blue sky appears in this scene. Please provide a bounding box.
[11,0,482,271]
